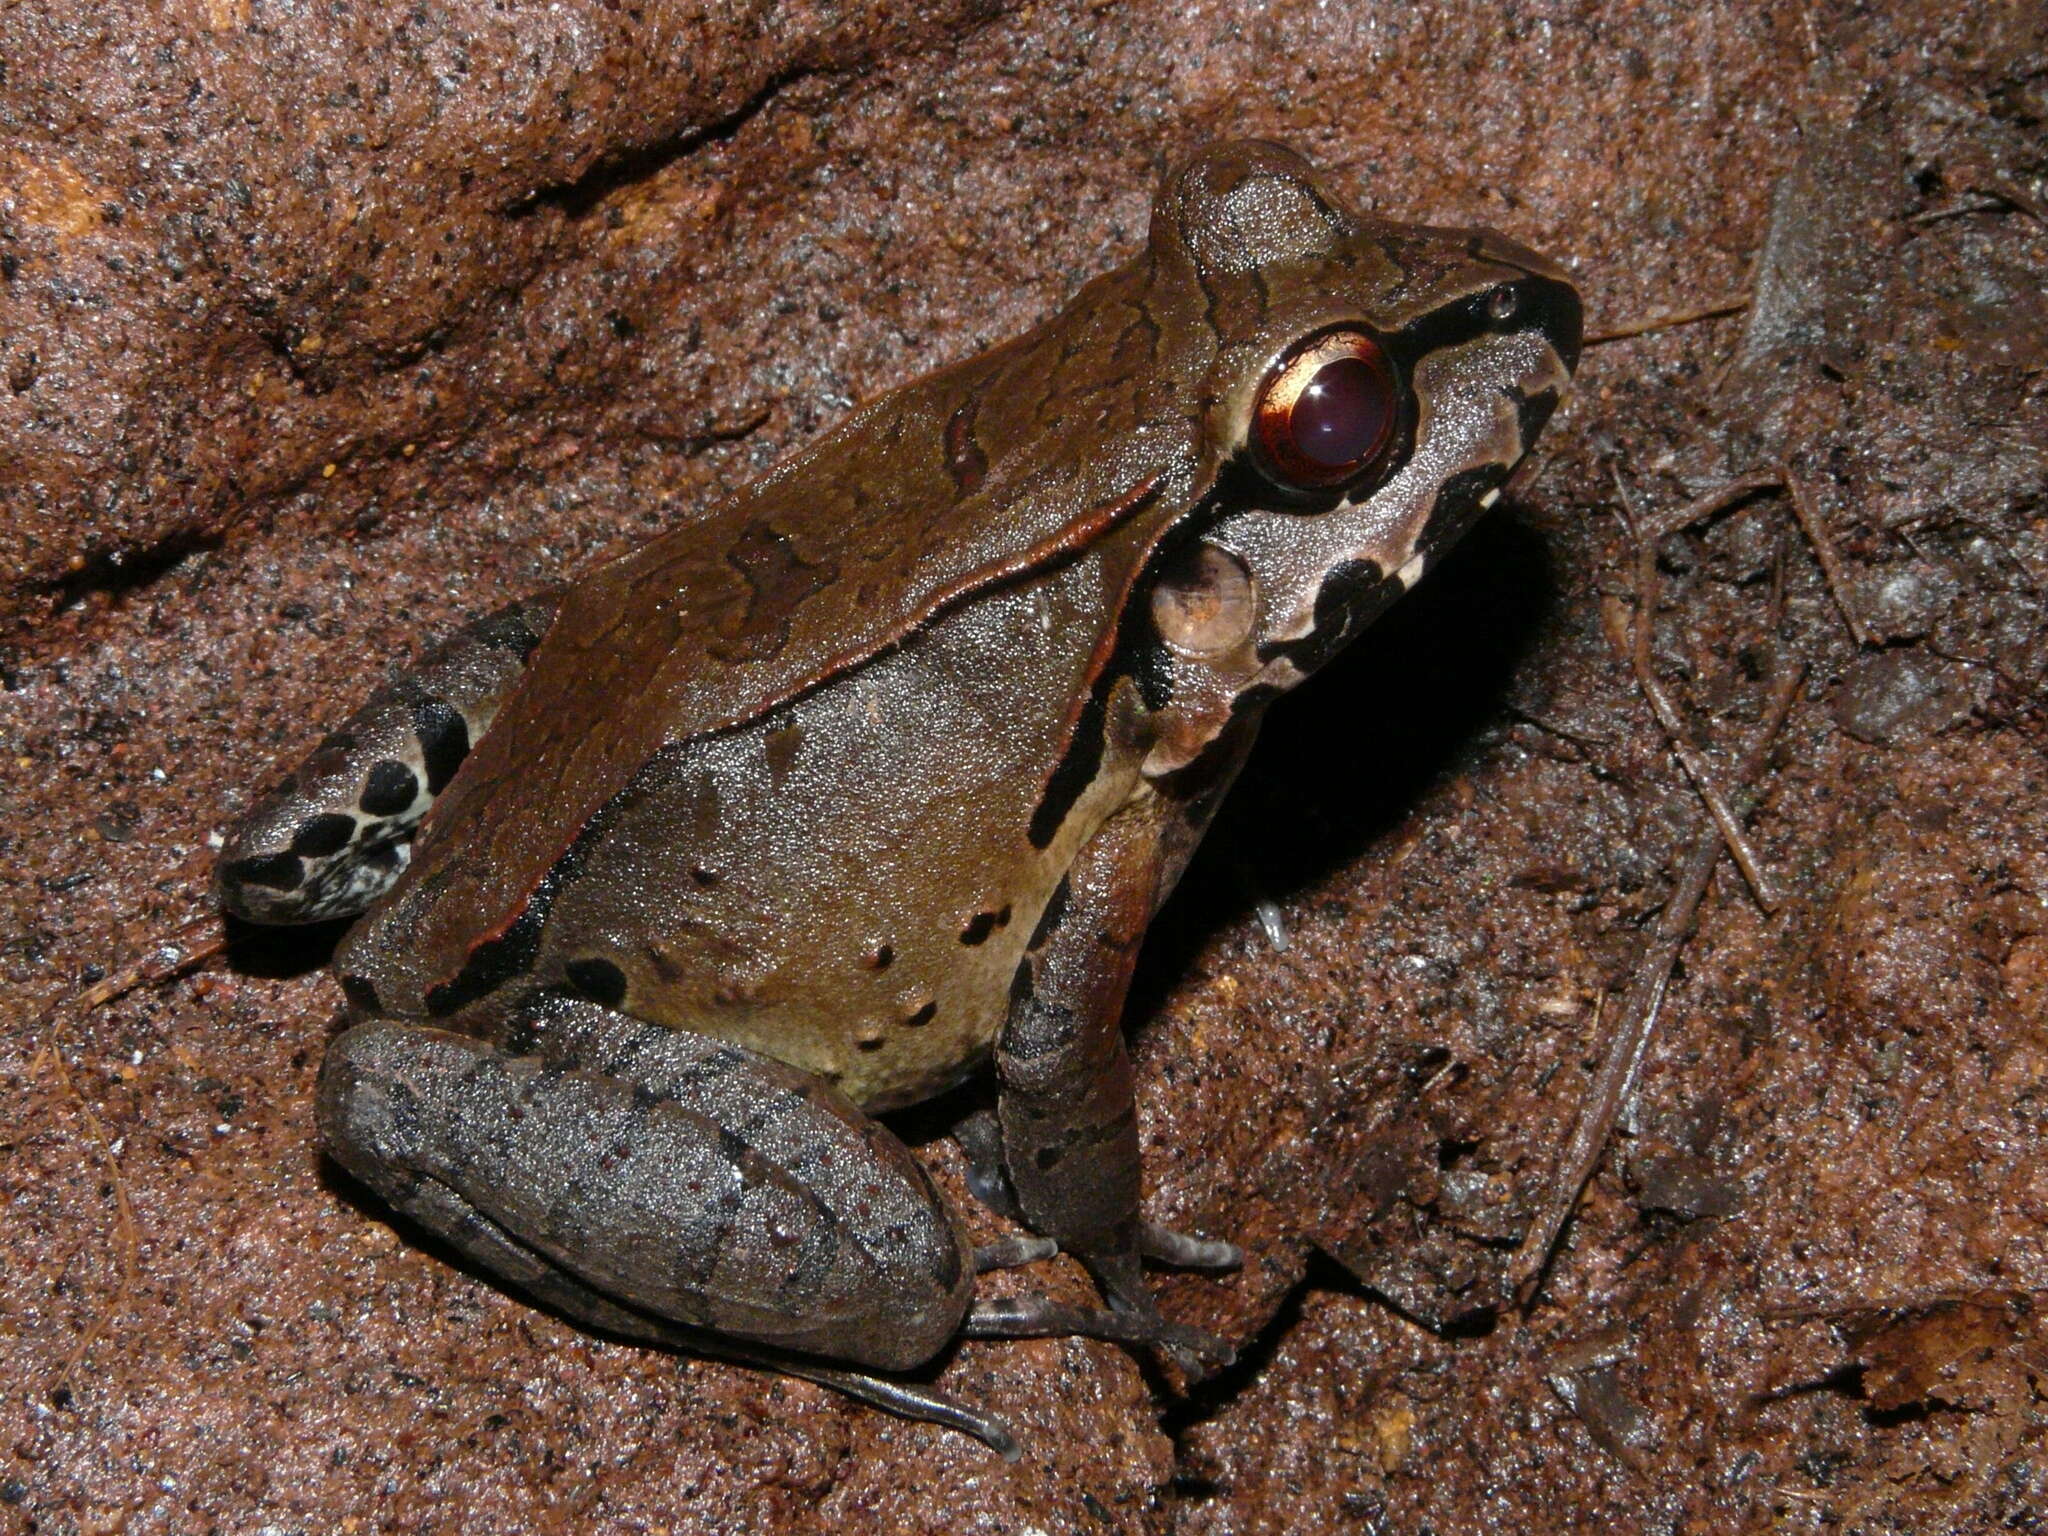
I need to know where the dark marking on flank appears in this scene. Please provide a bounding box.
[716,1126,750,1165]
[412,697,470,794]
[1028,689,1106,849]
[863,943,894,971]
[426,900,543,1017]
[689,865,722,888]
[959,911,1000,945]
[1027,877,1072,952]
[360,759,420,817]
[291,813,357,858]
[224,852,303,892]
[857,1036,886,1053]
[904,1000,937,1028]
[339,973,381,1014]
[564,956,628,1011]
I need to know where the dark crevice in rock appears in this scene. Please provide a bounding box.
[1160,1252,1326,1500]
[503,65,827,222]
[42,530,223,612]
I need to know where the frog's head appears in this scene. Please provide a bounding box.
[1136,141,1581,771]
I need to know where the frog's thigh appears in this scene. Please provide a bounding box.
[217,590,561,925]
[316,994,972,1371]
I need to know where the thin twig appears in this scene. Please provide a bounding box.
[1779,463,1873,647]
[1612,468,1782,910]
[1642,469,1783,541]
[39,914,220,1395]
[48,1041,141,1393]
[1584,295,1753,347]
[76,918,223,1011]
[1510,663,1804,1304]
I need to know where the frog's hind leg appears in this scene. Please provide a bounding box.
[217,590,560,925]
[370,1131,1022,1459]
[315,993,1012,1449]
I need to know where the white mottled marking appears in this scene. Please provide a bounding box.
[1395,552,1428,589]
[1479,487,1501,508]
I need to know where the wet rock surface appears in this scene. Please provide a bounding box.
[3,1,2043,1531]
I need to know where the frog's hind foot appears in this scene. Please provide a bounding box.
[962,1292,1236,1378]
[217,591,560,925]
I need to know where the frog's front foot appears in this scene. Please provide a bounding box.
[1139,1221,1243,1272]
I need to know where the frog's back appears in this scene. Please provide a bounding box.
[336,254,1213,1098]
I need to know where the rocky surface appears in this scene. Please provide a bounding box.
[3,1,2043,1531]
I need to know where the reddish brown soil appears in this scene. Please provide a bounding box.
[4,2,2043,1531]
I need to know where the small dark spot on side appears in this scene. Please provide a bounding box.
[412,698,471,794]
[717,1127,750,1165]
[856,1036,886,1053]
[959,910,1000,945]
[291,813,357,857]
[564,956,628,1011]
[360,759,420,817]
[689,865,723,887]
[339,974,381,1013]
[863,943,893,971]
[224,852,304,892]
[764,719,804,783]
[904,1000,937,1028]
[1034,1145,1065,1171]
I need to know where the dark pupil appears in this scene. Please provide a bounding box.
[1290,357,1388,468]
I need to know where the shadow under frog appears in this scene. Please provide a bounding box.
[216,140,1581,1457]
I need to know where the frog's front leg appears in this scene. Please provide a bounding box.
[981,799,1237,1375]
[217,590,560,925]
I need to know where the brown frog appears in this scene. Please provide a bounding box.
[217,141,1580,1456]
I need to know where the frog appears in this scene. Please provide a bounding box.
[216,140,1580,1457]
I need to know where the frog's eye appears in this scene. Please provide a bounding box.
[1252,329,1399,490]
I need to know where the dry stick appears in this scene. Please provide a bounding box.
[47,1036,141,1392]
[1778,462,1873,647]
[1583,294,1752,347]
[41,914,219,1393]
[77,918,223,1011]
[1508,665,1804,1304]
[1614,469,1782,911]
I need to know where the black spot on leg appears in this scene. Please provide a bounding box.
[412,698,471,794]
[959,911,1000,945]
[224,852,304,892]
[339,974,381,1013]
[360,760,420,817]
[856,1036,886,1053]
[1034,1145,1065,1171]
[904,1000,937,1028]
[291,813,357,857]
[717,1127,750,1165]
[863,943,893,971]
[564,956,628,1011]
